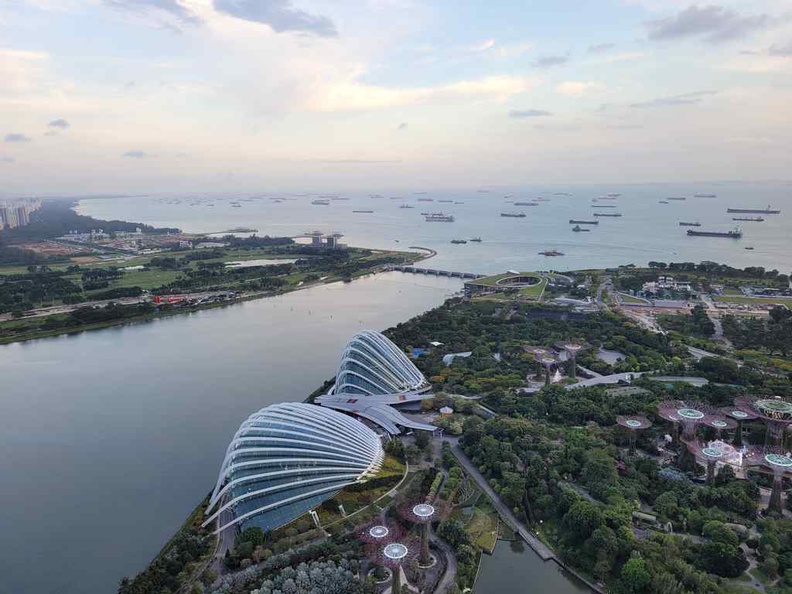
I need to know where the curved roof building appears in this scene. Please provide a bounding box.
[204,403,384,534]
[332,330,429,397]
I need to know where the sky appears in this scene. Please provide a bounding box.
[0,0,790,194]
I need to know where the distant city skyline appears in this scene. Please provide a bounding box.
[0,1,790,193]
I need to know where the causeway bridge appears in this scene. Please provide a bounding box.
[386,265,483,279]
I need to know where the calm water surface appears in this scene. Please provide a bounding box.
[0,274,460,594]
[476,540,590,594]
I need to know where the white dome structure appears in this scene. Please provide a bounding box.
[333,330,429,396]
[204,403,383,534]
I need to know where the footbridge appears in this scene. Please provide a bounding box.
[386,265,483,279]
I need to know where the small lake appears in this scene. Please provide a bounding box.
[476,539,591,593]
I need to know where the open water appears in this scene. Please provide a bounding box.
[78,181,792,274]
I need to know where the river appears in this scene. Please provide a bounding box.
[0,273,463,594]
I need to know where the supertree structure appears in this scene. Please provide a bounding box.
[745,449,792,513]
[703,416,738,440]
[359,518,403,546]
[539,356,556,386]
[398,500,439,566]
[616,415,653,454]
[720,406,759,446]
[657,400,721,470]
[369,537,420,594]
[734,395,792,447]
[555,341,585,380]
[688,439,761,481]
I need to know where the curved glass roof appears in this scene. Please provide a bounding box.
[204,402,384,534]
[334,330,428,396]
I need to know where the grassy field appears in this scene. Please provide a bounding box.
[464,505,499,553]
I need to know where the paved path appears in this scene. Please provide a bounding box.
[431,535,458,594]
[444,438,555,561]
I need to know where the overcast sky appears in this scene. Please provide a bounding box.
[0,0,790,194]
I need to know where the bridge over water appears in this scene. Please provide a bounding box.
[386,264,484,279]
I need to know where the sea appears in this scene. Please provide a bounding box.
[1,181,789,594]
[77,181,792,273]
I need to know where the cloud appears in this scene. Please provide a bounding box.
[310,75,533,112]
[646,5,772,43]
[532,54,568,68]
[470,38,496,52]
[556,81,603,96]
[630,90,717,108]
[0,156,14,163]
[5,133,31,143]
[495,41,533,58]
[589,43,615,53]
[48,118,70,129]
[122,150,148,158]
[213,0,338,37]
[397,122,408,130]
[606,124,644,130]
[768,42,792,57]
[104,0,201,26]
[509,109,552,118]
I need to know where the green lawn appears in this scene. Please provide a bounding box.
[464,506,498,553]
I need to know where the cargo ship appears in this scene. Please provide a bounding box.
[501,212,527,218]
[687,227,742,238]
[438,199,453,203]
[425,213,454,222]
[514,201,538,206]
[694,193,717,198]
[607,193,622,197]
[733,216,764,222]
[569,219,598,225]
[450,239,467,244]
[539,249,565,256]
[399,204,414,209]
[417,198,434,202]
[353,209,374,213]
[311,199,330,205]
[727,205,780,214]
[572,225,590,232]
[679,222,701,227]
[659,200,669,204]
[667,197,686,201]
[470,237,482,242]
[592,205,616,209]
[593,213,622,217]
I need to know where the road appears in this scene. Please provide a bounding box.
[431,534,458,594]
[443,437,555,561]
[595,276,611,308]
[700,294,732,347]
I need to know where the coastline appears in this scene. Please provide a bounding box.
[0,246,437,347]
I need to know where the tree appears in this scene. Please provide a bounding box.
[620,557,651,593]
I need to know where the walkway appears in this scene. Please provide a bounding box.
[443,437,555,561]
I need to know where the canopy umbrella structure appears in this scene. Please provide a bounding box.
[398,500,439,566]
[720,406,759,446]
[657,400,723,470]
[616,415,653,454]
[734,396,792,447]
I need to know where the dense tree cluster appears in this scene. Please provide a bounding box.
[723,307,792,358]
[251,559,368,594]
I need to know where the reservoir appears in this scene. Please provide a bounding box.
[0,273,466,593]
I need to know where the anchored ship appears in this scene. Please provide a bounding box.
[514,201,539,206]
[539,249,565,256]
[733,216,765,222]
[727,205,780,214]
[593,213,623,217]
[694,193,717,198]
[425,213,454,222]
[679,222,701,227]
[500,212,527,218]
[569,220,598,225]
[687,227,742,238]
[572,225,590,232]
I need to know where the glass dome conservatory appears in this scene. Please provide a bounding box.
[204,403,384,534]
[333,330,429,396]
